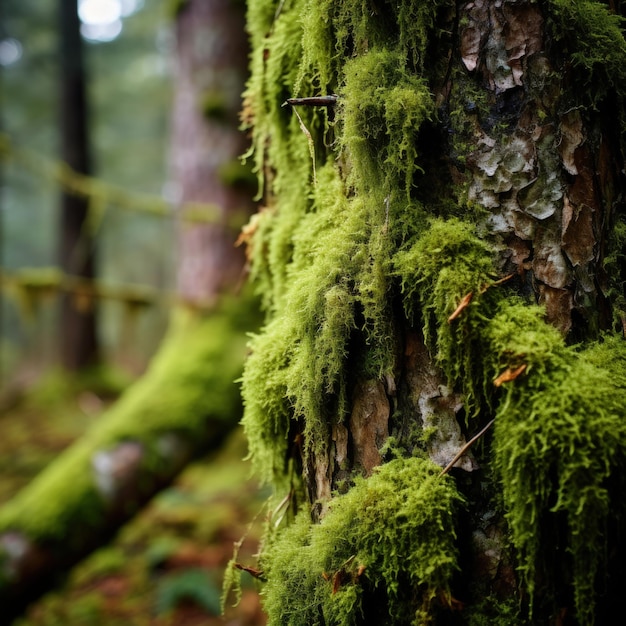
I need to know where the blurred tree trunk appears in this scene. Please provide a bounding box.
[237,1,626,624]
[58,0,99,371]
[0,0,254,621]
[171,0,251,303]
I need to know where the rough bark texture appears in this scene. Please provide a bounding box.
[451,0,617,336]
[171,0,252,303]
[239,1,626,624]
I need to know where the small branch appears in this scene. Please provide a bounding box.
[282,95,339,108]
[493,363,527,387]
[448,292,473,322]
[439,419,495,477]
[234,563,265,580]
[480,272,515,294]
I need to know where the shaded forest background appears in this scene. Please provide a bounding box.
[0,1,266,624]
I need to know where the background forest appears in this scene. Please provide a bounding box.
[1,1,265,624]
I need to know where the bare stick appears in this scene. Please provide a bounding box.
[282,95,339,108]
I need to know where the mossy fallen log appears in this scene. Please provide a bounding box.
[0,297,254,622]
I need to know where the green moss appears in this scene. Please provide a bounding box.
[341,50,434,197]
[603,216,626,328]
[394,217,498,409]
[545,0,626,105]
[241,1,626,624]
[489,303,626,623]
[260,457,463,626]
[464,596,522,626]
[242,166,386,484]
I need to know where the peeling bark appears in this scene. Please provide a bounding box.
[348,379,390,476]
[450,0,620,335]
[403,331,477,473]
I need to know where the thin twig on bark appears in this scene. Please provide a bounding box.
[281,95,339,108]
[439,418,495,477]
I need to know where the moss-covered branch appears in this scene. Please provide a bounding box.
[0,299,253,621]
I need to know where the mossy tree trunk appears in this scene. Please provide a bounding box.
[238,1,626,624]
[0,0,254,620]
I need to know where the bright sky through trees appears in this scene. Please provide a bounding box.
[79,0,144,42]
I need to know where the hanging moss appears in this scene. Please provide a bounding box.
[240,1,626,624]
[544,0,626,105]
[488,303,626,623]
[340,50,434,197]
[260,457,463,626]
[393,217,498,410]
[242,164,399,484]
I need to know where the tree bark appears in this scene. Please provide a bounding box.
[170,0,251,303]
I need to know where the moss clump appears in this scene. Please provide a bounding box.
[340,50,434,197]
[394,217,498,409]
[489,304,626,623]
[260,457,463,626]
[242,164,398,484]
[545,0,626,105]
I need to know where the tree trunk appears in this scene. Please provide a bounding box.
[0,0,254,620]
[170,0,252,303]
[58,0,99,371]
[238,1,626,624]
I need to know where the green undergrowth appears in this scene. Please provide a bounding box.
[13,428,266,626]
[259,457,462,626]
[240,0,626,624]
[0,296,255,543]
[0,367,130,504]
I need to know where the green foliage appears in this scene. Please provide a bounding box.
[261,457,463,625]
[155,568,221,616]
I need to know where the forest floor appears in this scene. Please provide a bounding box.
[0,370,267,626]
